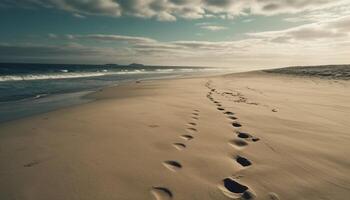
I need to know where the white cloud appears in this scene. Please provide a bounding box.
[0,42,134,64]
[196,22,228,31]
[3,0,349,21]
[70,34,156,44]
[284,2,350,22]
[53,0,122,16]
[248,16,350,42]
[73,13,86,18]
[63,16,350,66]
[0,43,112,57]
[242,18,255,23]
[201,26,227,31]
[2,15,350,67]
[48,33,58,39]
[200,25,228,31]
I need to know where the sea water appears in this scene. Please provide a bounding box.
[0,63,227,122]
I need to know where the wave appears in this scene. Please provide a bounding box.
[0,68,205,82]
[34,93,49,99]
[156,69,175,72]
[0,72,107,82]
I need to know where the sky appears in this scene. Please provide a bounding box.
[0,0,349,69]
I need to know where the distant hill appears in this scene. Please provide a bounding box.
[104,64,120,67]
[128,63,144,67]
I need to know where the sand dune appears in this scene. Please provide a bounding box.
[0,71,349,200]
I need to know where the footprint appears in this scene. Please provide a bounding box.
[151,187,173,200]
[188,122,196,126]
[235,155,252,167]
[237,132,260,142]
[23,160,40,167]
[268,192,280,200]
[219,178,252,199]
[224,111,234,115]
[192,116,199,120]
[181,135,193,140]
[232,122,242,128]
[217,107,225,111]
[242,190,256,200]
[228,116,238,120]
[237,132,251,139]
[192,113,199,116]
[214,101,220,104]
[163,160,182,171]
[173,143,186,150]
[193,109,200,112]
[149,124,160,128]
[187,127,197,132]
[216,104,222,107]
[230,139,248,148]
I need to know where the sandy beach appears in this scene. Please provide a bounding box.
[0,71,349,200]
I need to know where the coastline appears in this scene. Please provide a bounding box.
[0,71,349,200]
[0,71,225,123]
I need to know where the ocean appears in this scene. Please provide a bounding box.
[0,63,228,122]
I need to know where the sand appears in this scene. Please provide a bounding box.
[265,64,350,80]
[0,71,349,200]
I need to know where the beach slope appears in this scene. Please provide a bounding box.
[0,70,349,200]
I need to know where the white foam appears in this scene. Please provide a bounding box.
[0,68,219,82]
[0,72,106,82]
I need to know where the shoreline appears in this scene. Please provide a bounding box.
[0,71,349,200]
[0,72,225,124]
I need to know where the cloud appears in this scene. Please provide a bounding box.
[69,34,156,43]
[329,15,350,32]
[248,16,350,42]
[200,25,228,31]
[252,0,347,15]
[71,17,350,66]
[52,0,122,16]
[133,39,246,53]
[0,43,102,57]
[0,43,132,63]
[284,2,350,22]
[1,15,350,66]
[73,13,86,18]
[3,0,349,21]
[196,22,228,31]
[48,33,58,38]
[242,18,254,23]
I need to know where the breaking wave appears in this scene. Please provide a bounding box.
[0,68,206,82]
